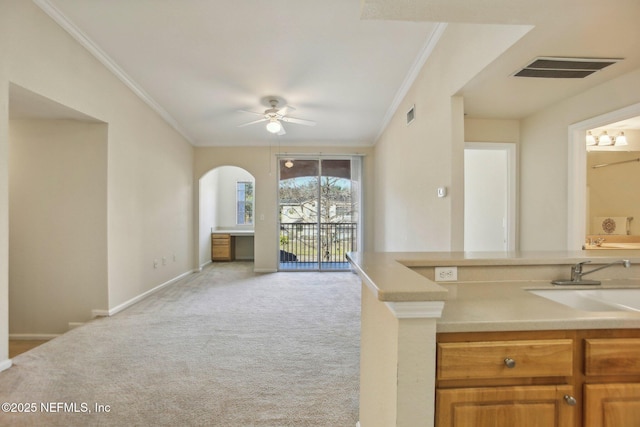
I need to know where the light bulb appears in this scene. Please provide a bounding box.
[266,120,282,134]
[599,131,612,146]
[615,132,628,146]
[586,131,597,146]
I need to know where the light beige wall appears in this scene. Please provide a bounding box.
[199,169,219,267]
[9,119,108,334]
[373,23,529,251]
[465,118,520,143]
[194,145,374,272]
[0,1,194,363]
[520,68,640,250]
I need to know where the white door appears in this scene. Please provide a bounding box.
[464,143,516,252]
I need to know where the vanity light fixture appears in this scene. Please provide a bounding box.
[585,130,628,147]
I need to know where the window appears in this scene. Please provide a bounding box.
[236,181,254,225]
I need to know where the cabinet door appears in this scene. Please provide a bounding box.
[436,385,575,427]
[584,383,640,427]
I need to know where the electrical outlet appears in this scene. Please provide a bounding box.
[435,266,457,281]
[153,259,159,269]
[162,257,167,266]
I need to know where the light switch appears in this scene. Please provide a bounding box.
[437,187,447,198]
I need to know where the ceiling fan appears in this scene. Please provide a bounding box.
[237,97,316,135]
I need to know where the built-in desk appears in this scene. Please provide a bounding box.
[211,230,254,261]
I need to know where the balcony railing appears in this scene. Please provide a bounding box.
[279,222,357,264]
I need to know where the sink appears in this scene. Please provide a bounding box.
[529,289,640,312]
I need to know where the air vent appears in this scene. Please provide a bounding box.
[514,57,622,79]
[406,105,415,125]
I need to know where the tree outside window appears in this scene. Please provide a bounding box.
[236,181,254,225]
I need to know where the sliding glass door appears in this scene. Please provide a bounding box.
[278,157,361,271]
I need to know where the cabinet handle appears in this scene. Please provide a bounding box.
[564,395,577,406]
[503,357,516,368]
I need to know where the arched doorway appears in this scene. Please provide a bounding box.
[198,166,256,267]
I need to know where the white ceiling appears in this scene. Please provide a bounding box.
[16,0,640,146]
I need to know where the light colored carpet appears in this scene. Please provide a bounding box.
[0,262,361,426]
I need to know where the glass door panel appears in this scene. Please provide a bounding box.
[278,157,358,271]
[319,159,355,270]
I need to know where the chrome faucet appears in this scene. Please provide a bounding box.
[552,259,631,285]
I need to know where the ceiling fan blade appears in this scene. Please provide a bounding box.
[277,104,296,116]
[237,118,267,128]
[281,116,316,126]
[237,109,265,117]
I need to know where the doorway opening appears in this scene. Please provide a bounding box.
[464,143,516,251]
[568,102,640,249]
[199,166,256,267]
[278,156,362,271]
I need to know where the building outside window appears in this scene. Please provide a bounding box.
[236,181,254,225]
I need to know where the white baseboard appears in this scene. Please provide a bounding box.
[356,422,361,427]
[68,322,84,330]
[199,260,212,270]
[101,269,194,317]
[92,309,109,318]
[9,334,59,341]
[0,359,12,372]
[253,268,277,273]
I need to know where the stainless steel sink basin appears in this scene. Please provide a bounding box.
[528,289,640,312]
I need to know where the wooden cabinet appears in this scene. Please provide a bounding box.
[583,337,640,426]
[437,385,575,427]
[436,331,576,427]
[211,233,235,261]
[584,383,640,426]
[436,330,640,427]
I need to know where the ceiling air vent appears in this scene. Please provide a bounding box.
[514,57,622,79]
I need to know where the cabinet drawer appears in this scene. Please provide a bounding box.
[585,338,640,376]
[212,235,231,244]
[437,339,573,380]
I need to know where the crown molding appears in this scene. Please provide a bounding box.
[374,22,448,143]
[33,0,195,144]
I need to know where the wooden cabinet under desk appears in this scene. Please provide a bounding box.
[211,233,235,261]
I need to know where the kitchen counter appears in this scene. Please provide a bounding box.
[438,279,640,333]
[346,250,640,302]
[349,250,640,427]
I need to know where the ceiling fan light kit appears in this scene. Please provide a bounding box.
[237,97,316,135]
[266,118,282,134]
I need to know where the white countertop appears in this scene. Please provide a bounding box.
[437,279,640,333]
[212,229,254,236]
[347,250,640,302]
[347,251,640,333]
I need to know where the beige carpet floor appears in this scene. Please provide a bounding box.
[0,262,361,426]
